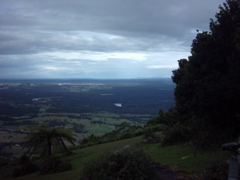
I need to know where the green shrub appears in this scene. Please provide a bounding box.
[12,155,38,177]
[80,146,157,180]
[0,156,9,167]
[201,161,228,179]
[144,124,168,132]
[161,125,192,146]
[39,156,72,174]
[12,162,38,177]
[143,130,161,143]
[18,154,31,164]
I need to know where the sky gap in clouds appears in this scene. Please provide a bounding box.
[0,0,226,79]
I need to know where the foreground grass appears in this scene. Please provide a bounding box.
[144,143,230,175]
[1,136,230,180]
[1,136,142,180]
[68,136,143,170]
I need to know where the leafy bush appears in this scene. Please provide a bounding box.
[39,156,72,174]
[0,156,9,167]
[143,130,162,143]
[12,155,38,177]
[161,125,192,146]
[12,162,38,177]
[18,154,31,164]
[192,132,222,150]
[79,125,144,148]
[146,109,177,128]
[80,146,157,180]
[144,124,168,133]
[201,161,228,180]
[80,134,102,147]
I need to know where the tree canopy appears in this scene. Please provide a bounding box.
[24,124,76,157]
[172,0,240,143]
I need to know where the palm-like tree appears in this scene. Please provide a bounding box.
[24,124,76,157]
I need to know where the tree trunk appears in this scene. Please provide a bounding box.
[47,137,52,156]
[59,137,70,154]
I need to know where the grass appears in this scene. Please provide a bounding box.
[69,136,143,169]
[0,135,231,180]
[144,143,230,175]
[0,136,143,180]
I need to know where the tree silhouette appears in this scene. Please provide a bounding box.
[24,124,76,157]
[171,0,240,142]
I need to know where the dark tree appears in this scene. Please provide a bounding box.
[172,0,240,143]
[24,124,76,157]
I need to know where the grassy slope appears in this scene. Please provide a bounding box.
[2,136,142,180]
[1,136,230,180]
[144,143,230,174]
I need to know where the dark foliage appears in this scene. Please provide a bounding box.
[201,161,228,180]
[80,146,157,180]
[171,0,240,145]
[39,156,72,174]
[143,130,162,143]
[12,155,38,177]
[161,125,192,146]
[79,122,144,147]
[146,108,177,128]
[0,156,10,167]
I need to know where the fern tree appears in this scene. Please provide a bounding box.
[24,124,76,157]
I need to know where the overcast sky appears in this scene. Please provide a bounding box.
[0,0,226,79]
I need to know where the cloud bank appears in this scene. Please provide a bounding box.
[0,0,226,79]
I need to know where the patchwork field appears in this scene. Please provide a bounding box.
[0,78,175,157]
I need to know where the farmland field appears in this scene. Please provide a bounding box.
[0,78,175,157]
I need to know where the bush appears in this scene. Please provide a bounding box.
[80,146,157,180]
[161,125,192,146]
[12,155,38,177]
[12,162,38,177]
[18,154,31,164]
[39,156,72,174]
[201,161,228,180]
[0,156,9,167]
[143,130,162,143]
[144,124,168,132]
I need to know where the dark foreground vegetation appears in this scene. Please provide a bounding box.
[0,0,240,179]
[171,0,240,147]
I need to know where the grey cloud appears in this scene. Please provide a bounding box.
[0,0,225,36]
[0,29,187,55]
[0,0,227,79]
[0,0,226,47]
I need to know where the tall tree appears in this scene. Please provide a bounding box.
[24,124,76,156]
[172,0,240,142]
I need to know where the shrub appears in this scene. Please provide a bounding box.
[39,156,72,174]
[161,125,192,146]
[80,146,157,180]
[12,162,38,177]
[12,155,38,177]
[144,124,168,132]
[143,130,162,143]
[201,161,228,180]
[0,156,9,167]
[18,154,31,164]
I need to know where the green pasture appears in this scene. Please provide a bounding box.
[27,112,148,136]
